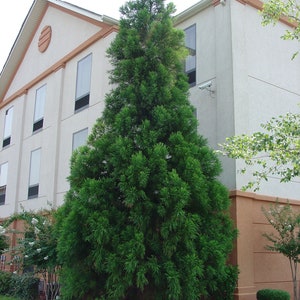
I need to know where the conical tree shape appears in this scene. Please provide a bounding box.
[56,1,237,299]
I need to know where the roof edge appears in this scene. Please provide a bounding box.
[174,0,212,25]
[0,0,119,102]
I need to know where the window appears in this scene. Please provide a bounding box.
[3,107,13,148]
[72,128,88,150]
[75,54,92,112]
[33,85,46,132]
[185,24,196,86]
[0,162,8,205]
[28,149,41,199]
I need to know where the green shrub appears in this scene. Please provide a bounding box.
[10,273,39,300]
[0,271,13,295]
[257,289,290,300]
[0,271,39,299]
[209,265,239,300]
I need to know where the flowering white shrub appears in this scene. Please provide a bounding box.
[0,225,5,235]
[2,209,60,300]
[31,218,38,225]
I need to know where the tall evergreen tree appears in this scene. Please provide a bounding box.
[56,1,237,299]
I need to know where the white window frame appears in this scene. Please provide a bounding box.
[33,84,46,132]
[72,128,88,151]
[0,162,8,205]
[185,24,196,86]
[75,54,92,111]
[3,106,13,148]
[28,148,41,199]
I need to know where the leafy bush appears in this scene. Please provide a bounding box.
[0,271,12,295]
[257,289,290,300]
[210,265,239,300]
[0,235,8,254]
[0,270,40,299]
[9,273,39,300]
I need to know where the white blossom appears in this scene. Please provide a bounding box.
[166,154,172,160]
[34,227,40,234]
[24,255,29,258]
[0,226,5,235]
[36,248,42,253]
[44,256,48,260]
[102,160,107,164]
[31,218,38,225]
[28,242,35,246]
[13,271,17,274]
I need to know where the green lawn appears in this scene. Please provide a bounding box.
[0,296,18,300]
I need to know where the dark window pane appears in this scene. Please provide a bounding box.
[75,94,89,112]
[187,70,196,86]
[28,185,39,199]
[0,186,6,205]
[33,119,44,132]
[2,137,11,148]
[185,24,196,86]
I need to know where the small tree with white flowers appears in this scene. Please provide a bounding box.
[3,210,60,300]
[262,201,300,300]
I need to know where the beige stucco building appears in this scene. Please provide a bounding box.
[1,0,300,299]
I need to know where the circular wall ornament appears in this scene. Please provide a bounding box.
[38,25,52,53]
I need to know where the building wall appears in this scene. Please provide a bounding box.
[231,1,300,198]
[5,5,102,99]
[230,191,300,300]
[54,33,116,208]
[176,1,300,198]
[0,3,117,218]
[176,1,238,189]
[175,2,300,298]
[1,1,300,299]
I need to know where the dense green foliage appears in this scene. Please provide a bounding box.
[0,271,12,296]
[0,236,8,255]
[10,273,39,300]
[256,289,290,300]
[0,226,8,254]
[56,0,237,299]
[211,264,239,300]
[0,271,39,300]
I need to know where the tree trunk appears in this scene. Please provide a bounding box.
[290,258,298,300]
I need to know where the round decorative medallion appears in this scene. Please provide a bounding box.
[38,25,52,53]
